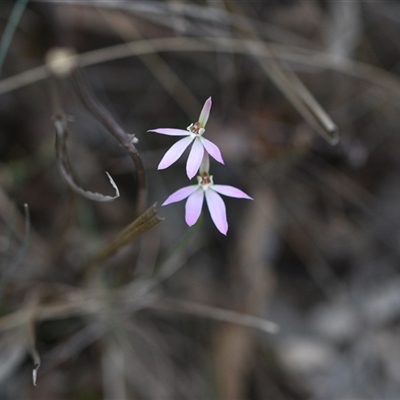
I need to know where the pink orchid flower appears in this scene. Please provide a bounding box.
[148,97,224,179]
[162,172,253,235]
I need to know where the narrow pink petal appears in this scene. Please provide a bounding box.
[185,189,204,226]
[162,185,199,206]
[186,138,204,179]
[158,136,193,170]
[200,137,224,164]
[198,97,212,127]
[148,128,189,136]
[212,185,253,200]
[205,189,228,235]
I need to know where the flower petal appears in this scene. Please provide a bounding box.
[185,189,204,226]
[212,185,253,200]
[148,128,189,136]
[158,136,193,170]
[162,185,199,206]
[186,138,204,179]
[205,189,228,235]
[198,97,212,127]
[200,137,224,164]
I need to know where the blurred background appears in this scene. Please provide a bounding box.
[1,0,400,399]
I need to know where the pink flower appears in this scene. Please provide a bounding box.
[148,97,224,179]
[162,172,253,235]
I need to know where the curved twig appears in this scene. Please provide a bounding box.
[72,69,146,213]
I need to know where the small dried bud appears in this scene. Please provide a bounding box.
[127,133,139,144]
[45,47,77,78]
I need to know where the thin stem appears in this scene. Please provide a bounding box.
[0,0,29,74]
[147,298,279,334]
[2,38,400,99]
[199,152,210,175]
[72,69,146,214]
[83,203,163,281]
[0,203,31,299]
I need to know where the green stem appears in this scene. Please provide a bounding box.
[0,0,30,74]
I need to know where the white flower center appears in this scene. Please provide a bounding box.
[197,173,213,191]
[187,122,205,139]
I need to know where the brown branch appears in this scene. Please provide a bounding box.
[53,114,121,202]
[72,68,146,214]
[80,203,163,281]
